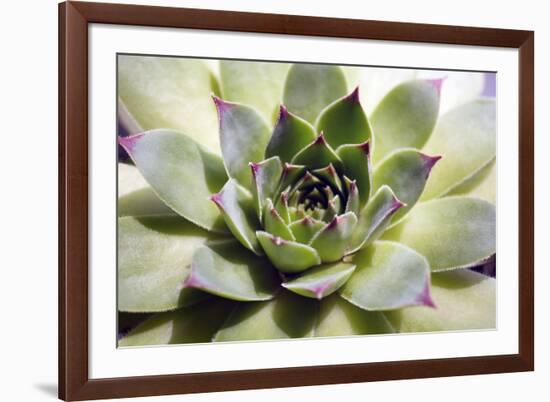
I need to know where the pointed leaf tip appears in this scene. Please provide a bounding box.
[314,132,327,145]
[346,86,361,103]
[278,104,290,120]
[420,153,443,173]
[211,94,234,116]
[358,140,371,155]
[118,133,144,154]
[416,279,437,308]
[427,77,446,94]
[182,272,204,289]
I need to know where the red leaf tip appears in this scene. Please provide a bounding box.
[270,235,284,246]
[313,132,327,145]
[419,153,442,173]
[118,133,144,153]
[249,162,260,176]
[211,94,233,117]
[427,77,447,95]
[357,140,371,156]
[390,194,406,212]
[209,192,223,207]
[278,104,290,120]
[416,279,437,308]
[346,86,361,103]
[182,272,204,289]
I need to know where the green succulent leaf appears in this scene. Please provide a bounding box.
[373,149,441,224]
[213,97,271,189]
[316,87,372,149]
[119,130,228,233]
[283,262,356,299]
[310,212,358,262]
[371,79,441,164]
[263,199,296,241]
[291,134,343,170]
[214,290,318,341]
[312,164,344,195]
[348,185,404,252]
[119,299,235,346]
[118,163,175,217]
[185,240,280,301]
[443,157,495,199]
[344,179,360,215]
[219,60,291,123]
[336,141,372,206]
[277,163,307,196]
[283,64,348,123]
[265,106,317,163]
[289,216,326,243]
[460,159,496,203]
[275,190,292,224]
[256,231,321,273]
[211,179,262,255]
[340,241,433,310]
[385,269,495,332]
[118,216,219,312]
[118,55,221,152]
[421,99,496,200]
[315,295,395,337]
[250,156,283,221]
[383,196,496,271]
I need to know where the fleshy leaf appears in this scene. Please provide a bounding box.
[119,299,235,346]
[213,96,271,189]
[265,106,317,163]
[214,290,317,341]
[277,163,307,195]
[118,216,219,312]
[421,99,496,199]
[283,262,356,299]
[274,190,291,224]
[316,87,372,149]
[119,130,228,233]
[344,179,360,215]
[185,240,280,301]
[219,60,291,123]
[118,55,221,152]
[373,149,441,224]
[263,199,296,241]
[256,231,321,273]
[460,159,496,203]
[312,164,344,195]
[289,216,326,243]
[340,241,433,310]
[118,163,175,217]
[310,212,358,262]
[385,269,495,332]
[315,295,394,337]
[336,141,372,206]
[211,179,262,255]
[371,79,441,164]
[442,157,496,199]
[348,185,405,252]
[383,196,496,271]
[283,64,348,123]
[250,156,283,221]
[291,133,343,170]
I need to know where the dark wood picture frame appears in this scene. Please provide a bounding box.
[59,1,534,400]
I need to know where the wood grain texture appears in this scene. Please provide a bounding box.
[58,1,534,400]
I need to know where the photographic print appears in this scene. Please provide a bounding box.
[116,55,496,347]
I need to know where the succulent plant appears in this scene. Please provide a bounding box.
[117,57,496,346]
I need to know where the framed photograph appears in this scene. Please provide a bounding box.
[59,1,534,400]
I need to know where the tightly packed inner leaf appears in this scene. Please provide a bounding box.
[117,57,496,346]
